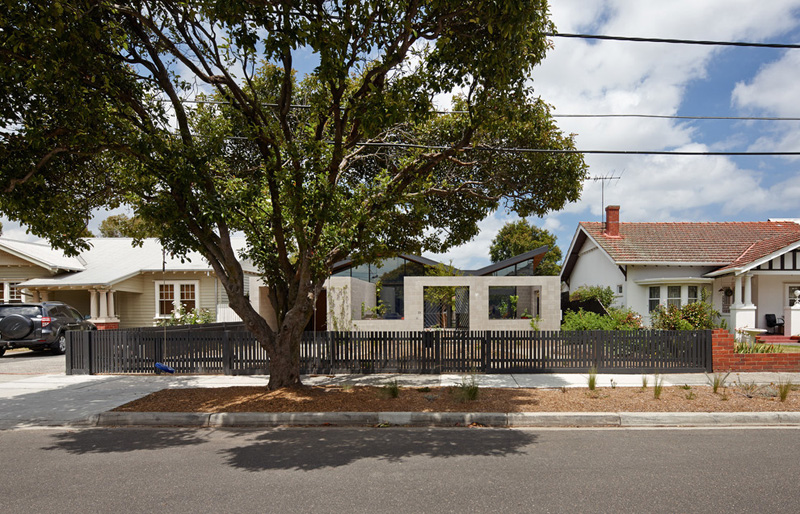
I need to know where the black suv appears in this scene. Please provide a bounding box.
[0,302,96,357]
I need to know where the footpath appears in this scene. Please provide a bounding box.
[2,371,800,430]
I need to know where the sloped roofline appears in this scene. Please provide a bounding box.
[0,239,85,272]
[705,239,800,277]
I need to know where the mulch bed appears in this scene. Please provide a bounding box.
[112,384,800,413]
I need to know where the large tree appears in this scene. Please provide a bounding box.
[489,220,562,275]
[0,1,587,389]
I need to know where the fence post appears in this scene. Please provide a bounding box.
[481,331,489,373]
[434,330,441,373]
[222,331,232,375]
[87,329,95,375]
[328,331,334,374]
[705,329,714,372]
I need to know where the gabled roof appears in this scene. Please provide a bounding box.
[11,237,254,289]
[561,220,800,281]
[0,239,86,272]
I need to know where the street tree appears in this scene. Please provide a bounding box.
[99,214,161,238]
[0,1,587,389]
[489,220,562,275]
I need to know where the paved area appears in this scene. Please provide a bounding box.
[2,368,800,429]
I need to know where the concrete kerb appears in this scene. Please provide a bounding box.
[85,411,800,428]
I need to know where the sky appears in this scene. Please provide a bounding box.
[5,0,800,271]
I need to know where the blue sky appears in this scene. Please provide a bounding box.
[5,0,800,271]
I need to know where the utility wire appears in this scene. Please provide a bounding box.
[167,100,800,122]
[548,33,800,49]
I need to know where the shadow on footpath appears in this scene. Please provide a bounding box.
[220,428,539,471]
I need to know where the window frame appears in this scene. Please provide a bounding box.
[648,286,661,312]
[154,280,200,318]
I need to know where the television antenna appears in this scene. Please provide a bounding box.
[586,172,622,224]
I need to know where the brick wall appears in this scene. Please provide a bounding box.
[712,328,800,372]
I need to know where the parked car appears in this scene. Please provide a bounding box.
[0,302,96,357]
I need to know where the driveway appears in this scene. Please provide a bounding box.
[0,349,66,379]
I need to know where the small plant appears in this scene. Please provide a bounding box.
[382,380,400,399]
[529,316,542,331]
[706,372,730,394]
[680,384,692,390]
[641,375,649,389]
[416,386,432,393]
[779,380,793,402]
[341,383,354,392]
[610,379,617,389]
[453,375,480,403]
[588,367,598,391]
[734,340,783,354]
[685,390,696,400]
[653,373,664,399]
[560,386,568,394]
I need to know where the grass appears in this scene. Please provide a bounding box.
[706,372,730,394]
[587,367,597,391]
[452,375,480,403]
[778,380,793,402]
[641,375,649,389]
[382,380,401,399]
[653,374,664,399]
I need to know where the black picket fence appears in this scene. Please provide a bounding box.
[66,327,712,375]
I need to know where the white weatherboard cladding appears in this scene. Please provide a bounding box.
[568,239,625,302]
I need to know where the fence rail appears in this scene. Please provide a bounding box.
[66,329,713,375]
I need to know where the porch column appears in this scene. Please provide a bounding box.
[98,290,108,319]
[107,290,116,318]
[733,275,743,307]
[2,282,8,303]
[89,290,98,319]
[40,290,49,302]
[744,273,754,307]
[31,290,40,303]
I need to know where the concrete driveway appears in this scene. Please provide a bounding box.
[0,349,66,379]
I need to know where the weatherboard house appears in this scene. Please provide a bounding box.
[561,205,800,334]
[0,237,261,329]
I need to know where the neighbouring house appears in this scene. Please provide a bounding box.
[0,237,261,329]
[561,205,800,334]
[323,248,562,332]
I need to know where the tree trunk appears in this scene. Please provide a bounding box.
[266,332,302,390]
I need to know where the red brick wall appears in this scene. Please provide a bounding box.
[94,322,120,331]
[712,328,800,372]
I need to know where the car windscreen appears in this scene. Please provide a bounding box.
[0,306,42,317]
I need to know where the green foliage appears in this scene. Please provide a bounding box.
[569,286,615,309]
[99,214,161,238]
[0,1,587,389]
[705,372,730,394]
[778,380,793,402]
[653,373,664,399]
[453,375,480,403]
[561,308,642,331]
[381,380,401,399]
[489,220,561,275]
[651,290,722,330]
[529,316,541,331]
[734,340,783,354]
[156,306,215,326]
[587,367,597,391]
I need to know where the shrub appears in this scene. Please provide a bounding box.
[453,376,480,402]
[569,285,615,309]
[651,290,722,330]
[382,380,400,398]
[157,306,215,326]
[588,367,597,391]
[561,308,642,331]
[734,341,783,354]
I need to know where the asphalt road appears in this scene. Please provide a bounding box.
[1,426,798,513]
[0,350,65,377]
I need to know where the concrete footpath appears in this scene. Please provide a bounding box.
[2,371,800,430]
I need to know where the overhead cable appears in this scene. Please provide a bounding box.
[548,33,800,49]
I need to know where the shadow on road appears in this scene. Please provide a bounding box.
[42,428,208,454]
[221,428,538,471]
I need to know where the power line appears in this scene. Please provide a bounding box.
[548,33,800,49]
[163,99,800,122]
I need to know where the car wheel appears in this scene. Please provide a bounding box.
[0,348,5,358]
[51,334,67,355]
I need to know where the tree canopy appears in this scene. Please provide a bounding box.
[0,1,587,389]
[98,214,161,238]
[489,219,562,275]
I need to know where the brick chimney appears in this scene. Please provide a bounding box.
[604,205,620,237]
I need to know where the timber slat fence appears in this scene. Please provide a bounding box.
[67,327,712,375]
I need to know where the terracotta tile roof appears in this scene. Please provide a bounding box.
[580,221,800,268]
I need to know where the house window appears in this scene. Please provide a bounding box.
[687,286,699,304]
[667,286,681,307]
[155,281,199,317]
[1,282,24,303]
[788,285,800,307]
[648,286,661,312]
